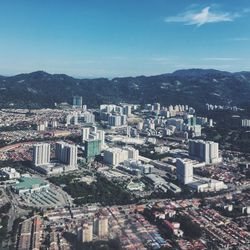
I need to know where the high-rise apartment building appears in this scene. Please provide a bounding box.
[81,223,93,242]
[176,158,193,184]
[103,146,138,166]
[242,119,250,127]
[93,217,108,238]
[66,144,78,167]
[189,140,220,164]
[97,130,105,146]
[84,139,101,160]
[33,143,51,166]
[123,105,131,116]
[108,115,121,126]
[82,127,90,142]
[73,96,82,108]
[121,115,127,125]
[55,142,78,167]
[98,216,108,237]
[104,148,128,166]
[123,146,139,161]
[84,112,95,123]
[107,114,127,127]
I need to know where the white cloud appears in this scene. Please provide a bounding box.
[243,8,250,13]
[171,63,231,70]
[231,37,250,41]
[152,56,178,61]
[203,57,242,61]
[165,6,240,27]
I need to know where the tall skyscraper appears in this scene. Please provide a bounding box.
[123,147,139,161]
[55,142,64,162]
[116,106,123,115]
[55,142,78,167]
[33,143,51,166]
[121,115,127,125]
[93,216,108,238]
[84,139,101,160]
[97,130,105,146]
[103,147,130,166]
[98,216,108,237]
[82,127,90,142]
[81,223,93,242]
[84,112,95,123]
[65,144,78,167]
[189,140,220,164]
[108,115,121,127]
[123,105,131,116]
[176,159,193,184]
[73,96,83,108]
[73,114,78,125]
[92,126,97,133]
[66,114,73,125]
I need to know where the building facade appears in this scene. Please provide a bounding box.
[189,140,220,164]
[33,143,51,166]
[176,159,193,184]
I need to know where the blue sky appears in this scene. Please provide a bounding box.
[0,0,250,77]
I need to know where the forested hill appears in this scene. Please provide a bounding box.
[0,69,250,110]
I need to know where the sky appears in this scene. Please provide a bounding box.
[0,0,250,78]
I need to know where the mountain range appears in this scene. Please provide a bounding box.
[0,69,250,111]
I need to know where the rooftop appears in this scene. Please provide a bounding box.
[14,177,47,190]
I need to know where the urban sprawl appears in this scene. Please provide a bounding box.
[0,96,249,250]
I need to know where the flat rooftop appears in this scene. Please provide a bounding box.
[14,177,47,190]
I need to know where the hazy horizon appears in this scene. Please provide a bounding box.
[0,67,248,80]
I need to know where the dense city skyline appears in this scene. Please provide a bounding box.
[0,0,250,77]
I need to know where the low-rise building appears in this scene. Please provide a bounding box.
[0,167,20,179]
[188,178,227,193]
[12,176,50,195]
